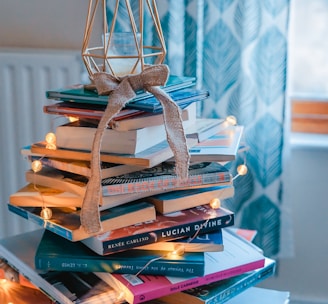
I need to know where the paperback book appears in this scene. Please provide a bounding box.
[29,138,182,168]
[25,162,232,197]
[35,230,206,277]
[55,120,167,154]
[0,230,119,304]
[159,257,276,304]
[145,184,234,214]
[188,125,244,163]
[46,75,196,106]
[82,205,234,255]
[27,154,142,178]
[95,229,266,304]
[7,201,156,242]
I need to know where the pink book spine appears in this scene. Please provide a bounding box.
[115,259,265,303]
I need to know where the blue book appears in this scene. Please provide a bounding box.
[7,201,156,242]
[46,75,198,108]
[159,257,276,304]
[35,230,205,277]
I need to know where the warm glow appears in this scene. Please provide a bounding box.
[40,207,52,220]
[31,160,42,173]
[237,164,248,176]
[226,115,237,126]
[45,132,56,144]
[170,245,185,257]
[209,197,221,209]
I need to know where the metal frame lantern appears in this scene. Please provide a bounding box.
[82,0,166,78]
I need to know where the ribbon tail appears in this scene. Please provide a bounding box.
[80,80,136,234]
[147,86,190,180]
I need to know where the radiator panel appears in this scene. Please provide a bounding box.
[0,48,82,238]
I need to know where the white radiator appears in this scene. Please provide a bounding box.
[0,48,82,238]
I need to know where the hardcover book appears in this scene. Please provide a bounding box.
[82,205,234,255]
[95,229,266,304]
[189,125,244,163]
[145,184,234,214]
[35,230,206,277]
[159,257,276,304]
[46,75,196,106]
[55,120,167,154]
[25,162,232,197]
[136,229,224,253]
[0,230,119,304]
[8,201,156,242]
[43,101,192,131]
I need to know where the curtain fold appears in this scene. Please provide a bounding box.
[106,0,291,258]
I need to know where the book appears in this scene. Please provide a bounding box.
[158,257,276,304]
[29,138,196,168]
[144,185,234,214]
[46,75,196,106]
[7,201,156,242]
[9,183,82,208]
[136,229,224,253]
[35,230,205,277]
[27,155,142,178]
[185,118,230,143]
[95,229,266,304]
[25,162,232,197]
[9,182,166,210]
[44,102,192,131]
[0,230,120,304]
[43,102,145,121]
[81,205,234,255]
[55,120,168,154]
[188,125,244,162]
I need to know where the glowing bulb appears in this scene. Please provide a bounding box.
[68,116,79,122]
[171,245,185,256]
[237,164,248,176]
[46,143,57,150]
[209,197,221,209]
[40,207,52,220]
[226,115,237,126]
[45,132,56,144]
[0,279,7,284]
[31,160,42,173]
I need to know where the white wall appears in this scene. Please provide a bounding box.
[1,1,328,303]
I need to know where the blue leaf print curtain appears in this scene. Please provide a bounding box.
[106,0,291,258]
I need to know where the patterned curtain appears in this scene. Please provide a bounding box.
[106,0,291,258]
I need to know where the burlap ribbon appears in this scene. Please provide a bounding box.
[81,64,190,234]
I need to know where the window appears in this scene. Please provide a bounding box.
[289,0,328,139]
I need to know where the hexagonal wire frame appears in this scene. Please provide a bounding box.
[81,0,167,79]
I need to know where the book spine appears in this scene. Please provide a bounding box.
[110,259,265,304]
[101,172,231,196]
[7,204,74,241]
[96,214,234,255]
[35,256,204,277]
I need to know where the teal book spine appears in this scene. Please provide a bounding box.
[35,231,205,277]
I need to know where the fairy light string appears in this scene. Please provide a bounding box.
[30,114,248,302]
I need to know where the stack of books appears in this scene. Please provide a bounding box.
[0,74,276,304]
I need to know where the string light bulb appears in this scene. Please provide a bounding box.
[171,244,185,257]
[226,115,237,126]
[209,197,221,209]
[31,160,42,173]
[237,164,248,176]
[45,132,57,150]
[40,207,53,220]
